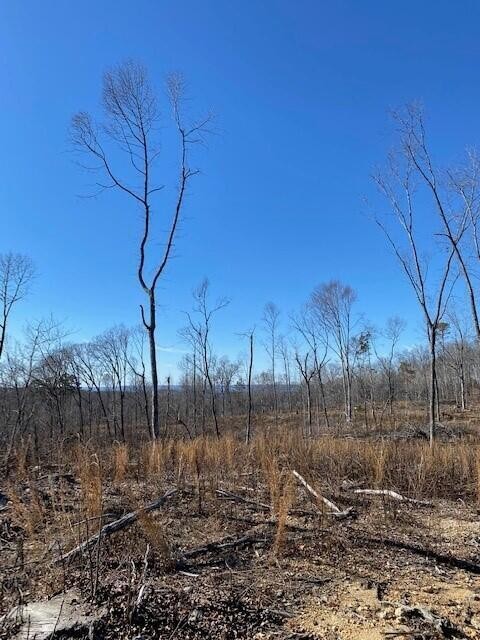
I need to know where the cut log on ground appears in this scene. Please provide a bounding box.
[56,488,178,565]
[292,470,354,518]
[352,488,432,506]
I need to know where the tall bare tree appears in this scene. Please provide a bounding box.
[0,253,34,361]
[243,328,255,444]
[374,131,457,443]
[72,60,211,439]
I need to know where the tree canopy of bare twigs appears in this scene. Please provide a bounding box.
[374,105,459,443]
[0,252,35,362]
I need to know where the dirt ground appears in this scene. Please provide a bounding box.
[1,456,480,640]
[0,474,480,640]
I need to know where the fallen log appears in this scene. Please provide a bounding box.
[292,470,354,518]
[352,489,432,506]
[55,488,178,565]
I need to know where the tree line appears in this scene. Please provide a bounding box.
[2,62,480,453]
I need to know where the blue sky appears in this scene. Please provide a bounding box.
[2,1,480,377]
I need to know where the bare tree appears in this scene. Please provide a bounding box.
[0,253,34,361]
[374,316,406,421]
[393,105,480,341]
[294,350,315,437]
[94,326,131,442]
[291,305,330,430]
[182,279,229,439]
[374,130,457,443]
[262,302,280,425]
[242,329,255,444]
[310,281,357,423]
[278,335,293,412]
[215,356,240,416]
[442,311,471,411]
[72,61,211,440]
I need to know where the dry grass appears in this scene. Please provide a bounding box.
[7,430,475,575]
[43,433,480,504]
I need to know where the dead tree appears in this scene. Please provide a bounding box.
[71,61,211,439]
[262,302,280,425]
[0,253,34,362]
[244,329,255,443]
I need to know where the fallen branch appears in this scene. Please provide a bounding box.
[217,487,316,517]
[352,489,432,506]
[180,530,269,561]
[292,470,354,518]
[357,533,480,575]
[56,488,178,565]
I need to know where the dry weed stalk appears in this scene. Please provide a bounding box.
[272,478,294,557]
[74,445,103,518]
[113,443,129,484]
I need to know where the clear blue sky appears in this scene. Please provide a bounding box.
[2,1,480,377]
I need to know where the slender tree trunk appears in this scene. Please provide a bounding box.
[306,381,312,437]
[460,368,466,411]
[317,367,330,430]
[147,292,160,439]
[429,329,437,445]
[192,351,197,435]
[245,332,254,444]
